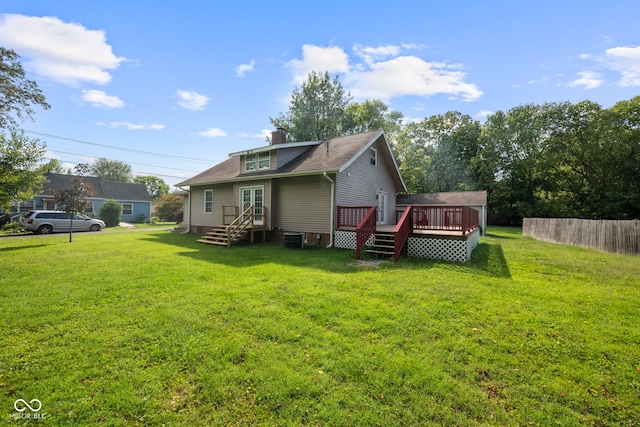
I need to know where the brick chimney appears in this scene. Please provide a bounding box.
[271,128,287,145]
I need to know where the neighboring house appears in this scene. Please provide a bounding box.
[397,191,488,235]
[177,129,483,262]
[177,129,405,245]
[13,173,152,223]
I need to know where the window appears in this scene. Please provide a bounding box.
[245,152,270,171]
[258,152,270,169]
[245,154,257,171]
[370,148,378,166]
[122,203,133,216]
[204,190,213,213]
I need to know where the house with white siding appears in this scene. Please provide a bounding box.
[177,129,481,262]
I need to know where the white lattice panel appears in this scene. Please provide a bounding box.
[334,231,374,249]
[334,230,356,249]
[407,237,466,262]
[336,229,479,262]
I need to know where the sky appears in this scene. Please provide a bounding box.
[1,1,639,188]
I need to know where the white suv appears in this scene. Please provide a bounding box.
[21,210,106,234]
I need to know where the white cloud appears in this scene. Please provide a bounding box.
[0,14,126,86]
[288,44,350,83]
[347,55,483,102]
[197,128,227,138]
[568,71,603,89]
[604,45,640,86]
[476,110,494,120]
[96,121,164,130]
[236,60,255,77]
[81,90,125,108]
[353,44,401,64]
[177,90,210,110]
[287,44,482,103]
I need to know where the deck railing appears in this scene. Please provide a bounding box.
[337,206,374,229]
[225,205,254,247]
[393,206,413,262]
[355,206,377,260]
[398,205,479,235]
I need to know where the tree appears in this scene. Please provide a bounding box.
[154,194,183,222]
[0,131,51,210]
[133,175,169,200]
[90,158,132,182]
[99,199,121,227]
[0,47,51,131]
[53,164,93,242]
[270,71,352,142]
[0,48,51,210]
[342,99,404,137]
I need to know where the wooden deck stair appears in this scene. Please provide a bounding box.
[197,225,250,246]
[365,231,396,257]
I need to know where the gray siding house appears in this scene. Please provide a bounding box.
[176,129,406,246]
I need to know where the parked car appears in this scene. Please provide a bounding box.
[21,210,106,234]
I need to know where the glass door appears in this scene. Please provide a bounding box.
[239,186,264,226]
[375,191,387,225]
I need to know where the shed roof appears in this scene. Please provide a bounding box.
[396,191,487,206]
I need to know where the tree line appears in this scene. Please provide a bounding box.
[272,72,640,224]
[2,47,638,226]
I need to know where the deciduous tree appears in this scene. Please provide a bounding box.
[270,71,352,142]
[90,158,133,182]
[53,164,93,242]
[0,47,50,131]
[133,175,169,200]
[0,131,50,210]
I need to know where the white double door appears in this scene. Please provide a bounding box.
[240,186,264,225]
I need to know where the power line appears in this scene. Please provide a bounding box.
[44,157,190,181]
[47,149,204,174]
[25,130,219,164]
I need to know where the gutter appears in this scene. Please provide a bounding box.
[177,186,191,233]
[322,172,335,248]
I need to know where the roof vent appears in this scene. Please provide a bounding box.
[271,128,287,145]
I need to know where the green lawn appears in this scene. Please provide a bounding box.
[1,228,638,426]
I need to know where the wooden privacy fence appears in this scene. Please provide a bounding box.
[523,218,640,255]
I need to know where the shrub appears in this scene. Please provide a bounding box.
[154,194,183,222]
[99,200,121,227]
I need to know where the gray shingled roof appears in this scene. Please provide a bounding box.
[42,173,151,202]
[396,191,487,206]
[177,130,404,190]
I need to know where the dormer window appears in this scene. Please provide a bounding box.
[245,152,270,172]
[258,152,270,169]
[245,154,256,171]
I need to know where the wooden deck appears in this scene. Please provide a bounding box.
[339,224,476,237]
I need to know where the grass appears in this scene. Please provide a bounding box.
[0,227,638,426]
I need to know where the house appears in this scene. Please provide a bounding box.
[177,129,481,262]
[13,173,152,223]
[177,129,405,245]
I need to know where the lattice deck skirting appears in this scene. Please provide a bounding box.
[334,229,480,262]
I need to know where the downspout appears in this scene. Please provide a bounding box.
[178,186,191,233]
[322,172,335,247]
